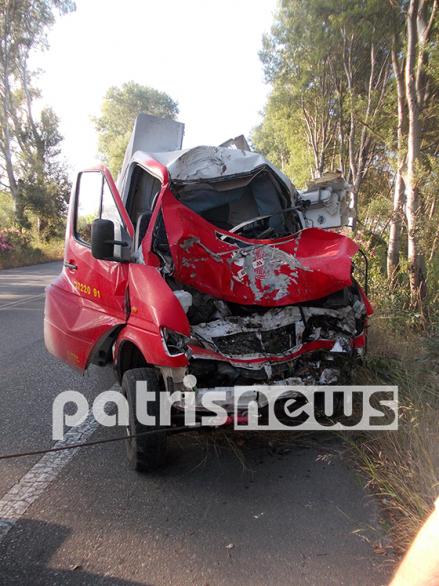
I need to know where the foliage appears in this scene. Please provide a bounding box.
[251,90,314,188]
[0,0,74,239]
[0,232,13,252]
[94,81,179,176]
[257,0,394,195]
[17,107,71,238]
[0,227,64,269]
[255,0,439,321]
[349,321,439,554]
[0,191,14,227]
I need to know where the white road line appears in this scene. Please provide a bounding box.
[0,409,101,542]
[0,293,45,310]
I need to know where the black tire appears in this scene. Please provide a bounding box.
[122,367,167,472]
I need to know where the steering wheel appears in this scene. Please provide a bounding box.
[229,215,274,238]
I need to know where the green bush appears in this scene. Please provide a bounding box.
[0,229,64,269]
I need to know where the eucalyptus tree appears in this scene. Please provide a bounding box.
[258,0,395,220]
[0,0,75,226]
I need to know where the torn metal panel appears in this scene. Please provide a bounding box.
[191,302,362,362]
[118,113,185,190]
[192,306,305,360]
[298,173,354,229]
[218,135,251,151]
[152,146,295,196]
[161,189,359,306]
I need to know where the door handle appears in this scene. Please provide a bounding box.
[64,261,78,271]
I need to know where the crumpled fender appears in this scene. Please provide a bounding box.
[114,264,190,368]
[162,190,359,306]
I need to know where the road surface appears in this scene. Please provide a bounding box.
[0,262,390,585]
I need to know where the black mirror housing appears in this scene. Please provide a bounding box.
[91,219,115,260]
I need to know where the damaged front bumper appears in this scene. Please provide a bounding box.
[161,284,369,393]
[190,303,363,364]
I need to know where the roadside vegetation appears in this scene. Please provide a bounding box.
[0,192,63,269]
[353,333,439,555]
[0,1,74,269]
[0,1,178,270]
[254,0,439,555]
[350,262,439,554]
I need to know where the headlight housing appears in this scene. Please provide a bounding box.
[160,328,190,356]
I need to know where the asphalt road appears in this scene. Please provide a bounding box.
[0,262,391,586]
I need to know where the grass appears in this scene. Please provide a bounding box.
[178,317,439,558]
[0,238,64,270]
[348,318,439,555]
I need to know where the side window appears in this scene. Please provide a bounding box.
[75,172,102,244]
[75,171,125,246]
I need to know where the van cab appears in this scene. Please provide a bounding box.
[44,114,372,471]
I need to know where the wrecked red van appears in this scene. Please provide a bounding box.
[44,114,372,471]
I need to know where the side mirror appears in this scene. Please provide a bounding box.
[91,219,115,260]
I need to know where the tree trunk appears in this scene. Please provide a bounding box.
[387,41,407,282]
[404,0,427,311]
[0,4,19,218]
[387,171,405,282]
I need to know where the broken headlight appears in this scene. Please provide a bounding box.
[160,328,190,357]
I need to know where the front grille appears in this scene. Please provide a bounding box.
[213,324,296,356]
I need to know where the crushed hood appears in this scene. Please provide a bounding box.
[161,190,359,306]
[147,146,296,197]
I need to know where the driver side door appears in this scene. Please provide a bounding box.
[45,167,134,371]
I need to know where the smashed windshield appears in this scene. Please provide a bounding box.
[172,168,301,238]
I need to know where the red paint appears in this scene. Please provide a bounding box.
[188,333,365,367]
[44,161,372,375]
[223,415,248,426]
[161,190,358,306]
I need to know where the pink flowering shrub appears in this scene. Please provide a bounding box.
[0,232,13,253]
[0,227,64,269]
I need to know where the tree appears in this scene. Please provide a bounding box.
[387,19,408,282]
[387,0,438,309]
[258,0,394,219]
[403,0,437,311]
[257,0,439,321]
[0,0,75,227]
[18,107,71,238]
[259,1,340,180]
[94,81,179,176]
[252,90,316,188]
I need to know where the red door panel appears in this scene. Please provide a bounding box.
[44,166,133,371]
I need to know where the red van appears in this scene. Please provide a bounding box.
[44,114,372,471]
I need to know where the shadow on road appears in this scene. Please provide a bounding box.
[0,519,148,586]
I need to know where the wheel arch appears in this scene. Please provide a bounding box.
[115,339,149,383]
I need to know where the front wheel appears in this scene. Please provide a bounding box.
[122,367,167,472]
